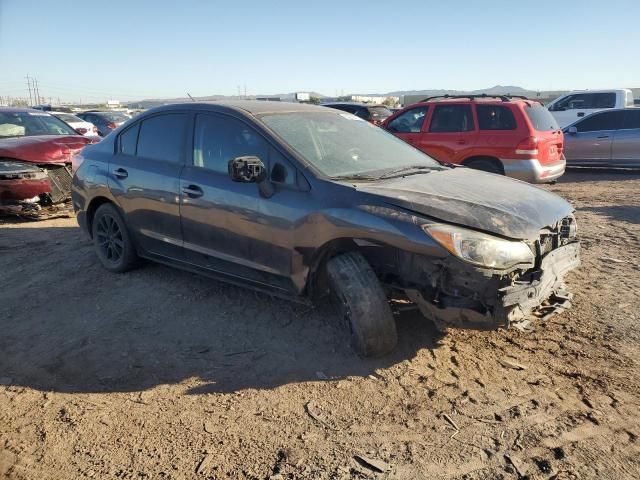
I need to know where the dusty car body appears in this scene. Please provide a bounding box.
[0,107,93,216]
[72,101,580,356]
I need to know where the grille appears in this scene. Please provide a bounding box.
[46,165,73,203]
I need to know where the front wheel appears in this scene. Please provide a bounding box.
[326,252,398,357]
[92,203,138,273]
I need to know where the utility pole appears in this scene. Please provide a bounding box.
[34,78,41,105]
[244,84,247,99]
[25,76,33,106]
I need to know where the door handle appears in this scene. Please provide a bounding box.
[182,184,203,198]
[596,135,609,139]
[456,139,467,145]
[577,112,585,117]
[113,168,128,179]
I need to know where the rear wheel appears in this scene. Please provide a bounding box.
[466,158,504,175]
[326,252,398,357]
[92,203,138,273]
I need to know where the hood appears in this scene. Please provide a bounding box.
[357,168,573,240]
[0,135,91,165]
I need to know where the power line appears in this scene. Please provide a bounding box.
[25,75,33,106]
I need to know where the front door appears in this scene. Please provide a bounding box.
[108,112,188,258]
[384,105,429,151]
[179,112,302,293]
[564,110,624,164]
[420,103,477,163]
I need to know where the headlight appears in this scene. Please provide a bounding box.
[424,224,534,269]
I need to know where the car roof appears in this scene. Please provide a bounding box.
[322,102,380,108]
[563,89,632,95]
[143,100,332,117]
[0,106,52,114]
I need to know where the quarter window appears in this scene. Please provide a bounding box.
[119,124,139,155]
[575,111,625,132]
[136,114,187,164]
[429,104,474,132]
[476,105,516,130]
[387,107,428,133]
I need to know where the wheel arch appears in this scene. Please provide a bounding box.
[462,155,505,174]
[86,196,121,238]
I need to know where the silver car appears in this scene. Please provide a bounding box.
[563,108,640,167]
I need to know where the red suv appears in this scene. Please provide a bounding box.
[382,95,565,183]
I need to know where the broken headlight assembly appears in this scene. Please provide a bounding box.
[424,224,534,270]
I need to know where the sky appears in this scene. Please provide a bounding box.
[1,0,639,103]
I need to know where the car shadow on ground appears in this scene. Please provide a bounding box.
[0,223,445,395]
[579,205,640,225]
[562,167,640,183]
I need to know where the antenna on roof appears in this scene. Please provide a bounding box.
[187,93,195,102]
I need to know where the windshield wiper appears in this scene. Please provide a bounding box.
[376,165,435,180]
[330,173,379,181]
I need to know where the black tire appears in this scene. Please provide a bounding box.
[325,252,398,357]
[467,158,503,175]
[92,203,138,273]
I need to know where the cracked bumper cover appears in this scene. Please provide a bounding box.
[406,242,581,330]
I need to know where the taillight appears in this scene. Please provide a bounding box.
[76,127,88,135]
[107,122,117,130]
[515,136,538,156]
[92,126,98,133]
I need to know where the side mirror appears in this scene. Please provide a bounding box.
[568,126,578,135]
[228,156,274,198]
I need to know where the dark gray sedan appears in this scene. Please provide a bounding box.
[563,108,640,167]
[72,101,580,356]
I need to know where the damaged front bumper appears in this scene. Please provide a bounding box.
[0,160,73,217]
[405,242,580,331]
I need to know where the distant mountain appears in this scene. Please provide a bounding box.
[126,86,568,108]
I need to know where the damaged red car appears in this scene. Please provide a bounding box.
[0,107,94,216]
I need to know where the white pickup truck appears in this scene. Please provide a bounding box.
[546,89,635,128]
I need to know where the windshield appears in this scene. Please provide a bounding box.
[55,113,83,123]
[261,111,441,178]
[0,111,78,138]
[368,106,392,119]
[525,104,559,131]
[102,112,130,122]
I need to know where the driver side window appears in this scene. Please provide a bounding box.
[387,107,428,133]
[193,114,295,185]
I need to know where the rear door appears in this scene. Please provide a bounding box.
[612,109,640,166]
[108,112,188,258]
[563,111,625,164]
[422,103,476,163]
[384,105,429,149]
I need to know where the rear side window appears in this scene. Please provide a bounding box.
[525,104,559,131]
[476,105,516,130]
[136,113,187,164]
[387,106,428,133]
[576,111,625,132]
[623,110,640,129]
[119,124,139,155]
[429,104,474,132]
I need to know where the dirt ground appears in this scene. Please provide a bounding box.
[1,170,639,479]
